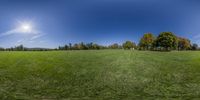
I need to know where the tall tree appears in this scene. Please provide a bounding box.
[139,33,155,50]
[69,43,72,50]
[156,32,177,51]
[64,45,69,50]
[177,37,191,50]
[122,41,136,49]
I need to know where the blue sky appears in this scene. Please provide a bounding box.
[0,0,200,48]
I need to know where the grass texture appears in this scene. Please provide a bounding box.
[0,50,200,99]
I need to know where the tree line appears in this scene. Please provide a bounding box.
[58,32,198,51]
[0,32,199,51]
[58,41,137,50]
[0,45,52,51]
[138,32,198,51]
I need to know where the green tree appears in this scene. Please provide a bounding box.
[192,43,198,50]
[92,43,100,50]
[58,46,62,50]
[86,42,93,49]
[15,45,24,51]
[64,45,69,50]
[177,37,191,50]
[73,43,79,50]
[109,43,120,49]
[156,32,177,51]
[122,41,136,49]
[139,33,155,50]
[69,43,72,50]
[0,47,4,51]
[78,42,87,50]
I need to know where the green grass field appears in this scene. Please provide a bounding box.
[0,50,200,99]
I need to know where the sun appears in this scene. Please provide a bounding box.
[20,23,32,33]
[22,24,31,30]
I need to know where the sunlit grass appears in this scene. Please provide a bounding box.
[0,50,200,99]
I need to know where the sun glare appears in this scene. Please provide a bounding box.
[20,23,32,33]
[22,24,30,30]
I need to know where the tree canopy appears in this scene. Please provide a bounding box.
[139,33,155,50]
[177,37,191,50]
[155,32,177,51]
[0,32,199,51]
[122,41,136,49]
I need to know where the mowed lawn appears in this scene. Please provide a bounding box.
[0,50,200,99]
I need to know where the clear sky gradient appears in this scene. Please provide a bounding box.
[0,0,200,48]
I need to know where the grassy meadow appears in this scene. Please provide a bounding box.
[0,50,200,99]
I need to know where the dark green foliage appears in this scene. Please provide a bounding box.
[192,43,198,50]
[108,43,121,49]
[0,47,4,51]
[58,45,69,50]
[69,43,72,50]
[68,42,102,50]
[72,43,79,50]
[155,32,177,51]
[122,41,136,49]
[15,45,24,51]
